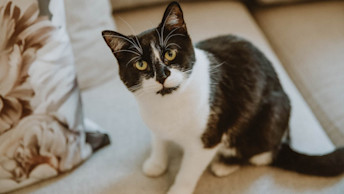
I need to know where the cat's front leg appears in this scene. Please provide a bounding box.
[143,133,168,177]
[167,142,219,194]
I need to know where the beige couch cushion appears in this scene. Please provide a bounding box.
[254,1,344,146]
[256,0,314,5]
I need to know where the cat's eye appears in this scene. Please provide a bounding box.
[164,49,177,61]
[134,60,148,71]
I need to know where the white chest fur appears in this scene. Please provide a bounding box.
[135,48,211,146]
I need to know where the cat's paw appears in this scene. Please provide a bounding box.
[210,162,240,177]
[167,185,194,194]
[142,157,167,177]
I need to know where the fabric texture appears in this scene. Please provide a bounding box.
[110,0,240,11]
[110,0,167,11]
[13,1,342,194]
[254,0,344,146]
[256,0,314,5]
[0,0,109,193]
[64,0,117,90]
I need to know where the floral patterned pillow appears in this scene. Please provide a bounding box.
[0,0,110,192]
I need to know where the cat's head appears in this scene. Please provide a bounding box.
[102,2,194,96]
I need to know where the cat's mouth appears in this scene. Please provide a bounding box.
[157,86,179,96]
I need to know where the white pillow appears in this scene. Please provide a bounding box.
[64,0,118,89]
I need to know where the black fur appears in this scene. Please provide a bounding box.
[273,144,344,176]
[198,34,344,177]
[198,35,290,159]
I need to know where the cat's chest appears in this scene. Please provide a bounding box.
[138,89,210,141]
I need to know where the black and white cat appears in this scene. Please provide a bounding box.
[102,2,344,194]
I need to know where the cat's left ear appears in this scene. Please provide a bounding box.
[102,30,128,53]
[159,2,187,32]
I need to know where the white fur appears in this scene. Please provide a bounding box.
[151,41,160,62]
[136,48,219,194]
[249,151,273,166]
[219,147,237,158]
[165,68,183,88]
[211,162,240,177]
[167,13,179,25]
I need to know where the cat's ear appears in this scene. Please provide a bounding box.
[159,1,186,32]
[102,30,128,53]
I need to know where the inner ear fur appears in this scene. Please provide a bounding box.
[102,30,128,52]
[159,1,186,32]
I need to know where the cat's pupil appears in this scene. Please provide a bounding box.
[138,61,143,67]
[168,51,173,57]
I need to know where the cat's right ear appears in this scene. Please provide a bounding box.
[102,30,128,53]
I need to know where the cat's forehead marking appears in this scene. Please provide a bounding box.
[150,41,161,62]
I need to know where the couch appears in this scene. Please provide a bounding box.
[12,0,344,193]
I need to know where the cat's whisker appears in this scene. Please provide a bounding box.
[183,69,193,74]
[126,56,141,67]
[163,27,180,46]
[130,84,142,92]
[166,43,181,49]
[209,62,224,74]
[163,33,185,47]
[155,29,163,47]
[114,49,141,56]
[130,36,143,54]
[118,16,143,54]
[104,34,142,54]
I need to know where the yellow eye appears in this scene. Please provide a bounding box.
[134,60,148,71]
[164,49,177,61]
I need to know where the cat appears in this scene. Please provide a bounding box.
[102,2,344,194]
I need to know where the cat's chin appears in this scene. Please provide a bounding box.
[156,86,179,96]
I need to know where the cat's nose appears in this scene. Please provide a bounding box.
[156,67,171,84]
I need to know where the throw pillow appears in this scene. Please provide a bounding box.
[0,0,109,192]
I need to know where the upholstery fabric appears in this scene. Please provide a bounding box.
[254,0,344,146]
[110,0,166,11]
[64,0,117,90]
[13,1,343,194]
[0,0,109,193]
[256,0,314,5]
[110,0,240,11]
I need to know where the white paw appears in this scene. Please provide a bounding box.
[249,151,273,166]
[142,157,167,177]
[210,162,240,177]
[167,185,194,194]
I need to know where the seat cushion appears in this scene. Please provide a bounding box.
[254,0,344,146]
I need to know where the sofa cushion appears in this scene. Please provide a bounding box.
[14,78,344,194]
[256,0,315,5]
[110,0,241,11]
[254,0,344,146]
